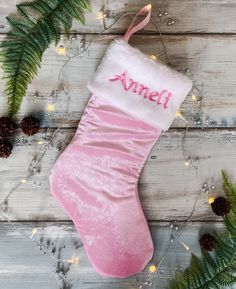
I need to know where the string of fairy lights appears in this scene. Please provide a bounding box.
[0,5,216,288]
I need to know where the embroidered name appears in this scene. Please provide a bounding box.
[109,71,172,109]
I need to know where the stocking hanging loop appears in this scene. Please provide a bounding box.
[123,4,152,43]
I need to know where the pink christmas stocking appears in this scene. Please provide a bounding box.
[50,5,192,278]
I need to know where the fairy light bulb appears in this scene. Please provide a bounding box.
[149,265,157,273]
[175,110,182,118]
[146,4,152,11]
[30,228,38,238]
[192,94,197,101]
[149,54,158,61]
[37,140,44,145]
[21,179,27,184]
[179,240,190,251]
[208,197,215,204]
[47,104,55,112]
[57,45,66,55]
[184,159,191,167]
[69,255,80,265]
[96,11,106,20]
[175,110,187,122]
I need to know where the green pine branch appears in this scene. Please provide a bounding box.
[222,171,236,234]
[170,171,236,289]
[0,0,90,116]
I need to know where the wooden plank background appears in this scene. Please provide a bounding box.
[0,0,236,288]
[0,222,227,289]
[2,34,236,128]
[1,0,236,34]
[1,129,236,221]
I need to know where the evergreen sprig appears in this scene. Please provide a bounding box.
[0,0,89,116]
[170,171,236,289]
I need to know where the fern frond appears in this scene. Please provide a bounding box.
[171,238,236,289]
[222,170,236,212]
[0,0,89,116]
[170,173,236,289]
[224,210,236,234]
[221,170,236,234]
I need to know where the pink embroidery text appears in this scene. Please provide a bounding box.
[109,71,173,109]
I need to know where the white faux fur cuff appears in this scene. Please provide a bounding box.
[87,39,192,131]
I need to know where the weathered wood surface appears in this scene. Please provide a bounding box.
[1,0,236,34]
[0,222,227,289]
[1,34,236,128]
[0,0,236,288]
[0,128,235,221]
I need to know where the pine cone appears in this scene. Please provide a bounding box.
[0,139,13,158]
[211,197,231,216]
[0,117,16,137]
[20,116,40,136]
[199,233,218,251]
